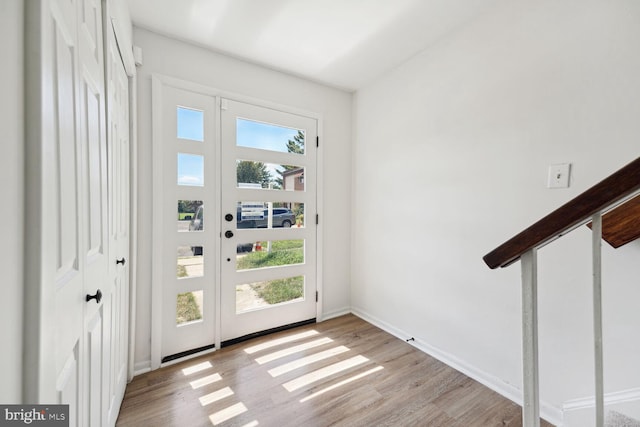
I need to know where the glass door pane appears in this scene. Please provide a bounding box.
[220,98,318,343]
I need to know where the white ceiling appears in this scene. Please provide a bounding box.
[127,0,494,92]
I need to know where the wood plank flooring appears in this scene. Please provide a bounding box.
[117,314,554,426]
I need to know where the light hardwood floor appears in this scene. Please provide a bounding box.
[117,314,554,426]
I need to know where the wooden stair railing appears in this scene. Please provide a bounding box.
[483,157,640,427]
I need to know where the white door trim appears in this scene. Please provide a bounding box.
[150,75,164,370]
[150,74,324,369]
[127,73,139,382]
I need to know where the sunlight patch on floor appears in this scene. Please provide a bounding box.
[209,402,248,425]
[182,361,213,376]
[267,346,350,377]
[299,366,384,402]
[282,355,369,392]
[199,386,235,406]
[244,330,319,354]
[254,337,333,365]
[190,373,222,389]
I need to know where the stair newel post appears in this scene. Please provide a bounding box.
[592,213,604,427]
[521,248,540,427]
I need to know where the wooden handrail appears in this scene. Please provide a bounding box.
[483,157,640,269]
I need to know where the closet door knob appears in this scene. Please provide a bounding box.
[116,257,126,265]
[86,289,103,304]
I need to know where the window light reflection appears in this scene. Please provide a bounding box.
[199,387,234,406]
[255,337,333,365]
[244,330,319,354]
[182,361,212,376]
[268,346,350,377]
[299,366,384,403]
[190,373,222,389]
[283,355,369,392]
[209,402,248,425]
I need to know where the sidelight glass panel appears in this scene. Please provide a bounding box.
[236,239,304,271]
[177,107,204,141]
[236,202,304,229]
[177,153,204,186]
[236,118,305,155]
[236,276,304,313]
[177,246,203,279]
[177,200,203,232]
[176,290,203,325]
[236,160,305,192]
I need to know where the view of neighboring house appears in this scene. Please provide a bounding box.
[282,168,305,192]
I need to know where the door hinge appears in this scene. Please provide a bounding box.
[316,214,319,225]
[316,291,318,302]
[316,136,319,147]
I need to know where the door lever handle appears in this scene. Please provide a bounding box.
[225,230,234,239]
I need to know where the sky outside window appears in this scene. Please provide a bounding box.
[177,107,204,141]
[237,118,304,154]
[176,118,305,186]
[177,153,204,186]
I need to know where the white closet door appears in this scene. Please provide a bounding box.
[25,1,127,426]
[105,15,130,427]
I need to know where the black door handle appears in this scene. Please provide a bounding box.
[116,257,126,266]
[86,289,102,304]
[225,230,234,238]
[225,213,234,222]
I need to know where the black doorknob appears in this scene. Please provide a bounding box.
[116,257,126,266]
[86,289,102,304]
[225,230,234,238]
[225,213,234,222]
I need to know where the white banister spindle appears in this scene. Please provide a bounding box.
[521,249,540,427]
[592,213,604,427]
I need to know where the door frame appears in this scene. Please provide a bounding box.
[150,74,324,369]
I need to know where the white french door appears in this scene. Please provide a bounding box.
[153,82,319,361]
[156,83,217,361]
[220,99,318,343]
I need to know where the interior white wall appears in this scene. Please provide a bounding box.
[351,0,640,423]
[0,0,24,403]
[133,27,352,369]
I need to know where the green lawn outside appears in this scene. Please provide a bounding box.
[236,245,303,270]
[176,292,202,324]
[237,240,305,305]
[253,276,304,305]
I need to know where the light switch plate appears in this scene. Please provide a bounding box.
[547,163,571,188]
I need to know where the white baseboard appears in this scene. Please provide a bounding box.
[563,388,640,427]
[133,360,151,377]
[320,307,351,322]
[350,307,563,426]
